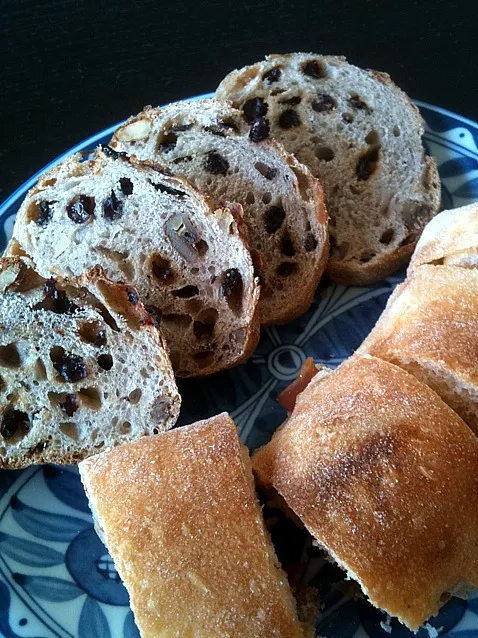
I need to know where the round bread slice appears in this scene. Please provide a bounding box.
[217,53,441,285]
[252,355,478,631]
[8,148,260,377]
[359,264,478,434]
[409,202,478,271]
[110,98,328,324]
[0,257,180,468]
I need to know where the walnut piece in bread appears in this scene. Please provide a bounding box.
[0,257,180,468]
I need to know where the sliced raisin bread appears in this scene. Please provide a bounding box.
[8,148,260,377]
[217,53,441,285]
[110,98,328,324]
[0,257,180,469]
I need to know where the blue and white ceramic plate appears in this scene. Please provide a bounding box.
[0,96,477,638]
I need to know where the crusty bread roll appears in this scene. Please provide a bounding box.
[252,355,478,630]
[79,413,305,638]
[409,202,478,271]
[359,264,478,434]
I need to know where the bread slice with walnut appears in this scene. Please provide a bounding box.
[217,53,440,285]
[110,98,329,324]
[8,148,260,377]
[0,257,180,469]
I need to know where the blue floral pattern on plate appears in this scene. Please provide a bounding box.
[0,96,477,637]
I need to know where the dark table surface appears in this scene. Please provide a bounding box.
[1,0,477,204]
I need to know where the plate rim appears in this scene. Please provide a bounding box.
[1,96,477,215]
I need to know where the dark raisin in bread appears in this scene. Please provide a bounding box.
[217,53,441,285]
[0,257,180,468]
[7,148,260,377]
[110,98,328,324]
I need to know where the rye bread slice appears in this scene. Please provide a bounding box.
[216,53,440,285]
[0,257,180,468]
[8,148,260,377]
[110,98,328,324]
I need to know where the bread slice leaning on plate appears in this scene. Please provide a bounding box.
[0,256,180,468]
[216,52,441,285]
[79,413,306,638]
[359,263,478,434]
[110,98,329,325]
[252,355,478,631]
[7,147,260,377]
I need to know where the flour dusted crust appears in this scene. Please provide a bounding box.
[0,257,180,468]
[110,98,329,324]
[217,53,441,285]
[253,356,478,630]
[409,202,478,271]
[8,148,260,376]
[359,264,478,434]
[79,413,304,637]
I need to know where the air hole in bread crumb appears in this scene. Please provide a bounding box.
[359,252,375,263]
[365,130,380,145]
[0,376,4,392]
[393,126,401,137]
[245,192,255,205]
[262,192,272,205]
[128,388,142,404]
[315,147,335,162]
[380,229,395,245]
[60,422,79,440]
[79,387,102,410]
[356,145,380,180]
[97,354,113,371]
[49,346,65,364]
[161,314,193,329]
[120,421,132,434]
[190,267,199,274]
[193,308,218,341]
[276,262,298,277]
[34,358,47,380]
[172,285,200,299]
[195,239,209,257]
[187,299,203,314]
[78,321,107,347]
[281,232,296,257]
[0,343,22,369]
[192,351,215,368]
[342,113,354,124]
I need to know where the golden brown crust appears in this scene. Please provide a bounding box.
[80,414,304,637]
[409,202,478,272]
[253,356,478,630]
[359,264,478,434]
